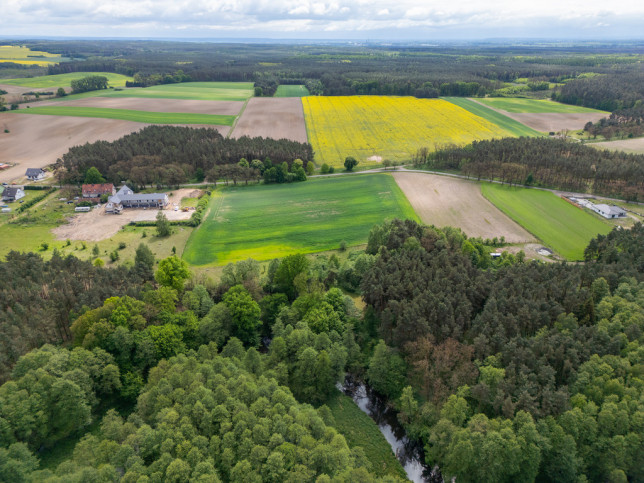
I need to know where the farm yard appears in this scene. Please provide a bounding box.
[481,184,612,260]
[302,96,513,168]
[230,97,308,143]
[470,97,608,132]
[183,174,419,266]
[274,85,310,97]
[17,106,236,126]
[392,172,534,243]
[442,97,542,137]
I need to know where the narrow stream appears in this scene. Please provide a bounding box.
[340,376,442,483]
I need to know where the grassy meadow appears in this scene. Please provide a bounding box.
[481,184,611,260]
[326,390,407,480]
[1,72,132,88]
[443,97,542,137]
[303,96,513,167]
[183,174,419,266]
[476,97,608,114]
[103,82,254,101]
[17,106,236,125]
[275,85,310,97]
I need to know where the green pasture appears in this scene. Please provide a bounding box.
[0,72,132,88]
[103,82,254,101]
[477,97,608,114]
[326,390,407,480]
[17,106,235,125]
[443,97,542,137]
[183,174,419,266]
[275,85,310,97]
[481,184,611,260]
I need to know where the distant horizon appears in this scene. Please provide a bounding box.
[4,0,644,41]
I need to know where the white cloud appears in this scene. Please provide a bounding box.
[2,0,644,38]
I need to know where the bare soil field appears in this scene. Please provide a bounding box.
[592,137,644,154]
[0,113,228,183]
[392,172,534,243]
[52,189,199,241]
[231,97,307,143]
[29,97,244,115]
[508,112,606,132]
[0,84,62,103]
[468,99,605,132]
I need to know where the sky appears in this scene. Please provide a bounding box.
[3,0,644,40]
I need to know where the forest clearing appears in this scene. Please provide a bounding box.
[274,84,310,97]
[481,183,612,260]
[183,174,418,265]
[302,96,513,167]
[230,97,308,142]
[392,171,534,243]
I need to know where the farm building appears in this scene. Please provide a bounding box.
[25,168,46,181]
[82,183,115,202]
[1,187,25,202]
[106,185,169,213]
[589,203,627,219]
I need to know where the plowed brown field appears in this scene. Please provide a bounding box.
[231,97,307,143]
[392,171,534,243]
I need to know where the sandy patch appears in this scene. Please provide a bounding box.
[367,155,383,162]
[393,171,534,243]
[52,189,199,241]
[592,137,644,154]
[231,97,307,143]
[27,97,244,115]
[0,113,228,183]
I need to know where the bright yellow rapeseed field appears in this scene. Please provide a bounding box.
[302,96,512,167]
[0,45,61,66]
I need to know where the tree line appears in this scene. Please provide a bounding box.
[584,104,644,140]
[553,72,644,111]
[423,137,644,201]
[357,219,644,482]
[55,126,313,187]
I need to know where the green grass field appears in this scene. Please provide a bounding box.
[275,85,310,97]
[443,97,542,137]
[103,82,254,101]
[1,72,132,88]
[17,106,235,125]
[183,174,419,265]
[481,184,611,260]
[477,97,608,114]
[326,390,407,480]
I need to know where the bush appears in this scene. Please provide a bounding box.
[321,163,330,174]
[109,250,119,262]
[118,242,126,250]
[40,242,49,251]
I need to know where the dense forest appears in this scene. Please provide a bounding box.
[583,104,644,140]
[553,72,644,111]
[1,39,642,102]
[0,218,642,481]
[423,137,644,201]
[55,126,313,186]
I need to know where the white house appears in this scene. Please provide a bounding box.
[1,187,25,202]
[588,203,627,219]
[25,168,46,181]
[106,185,169,213]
